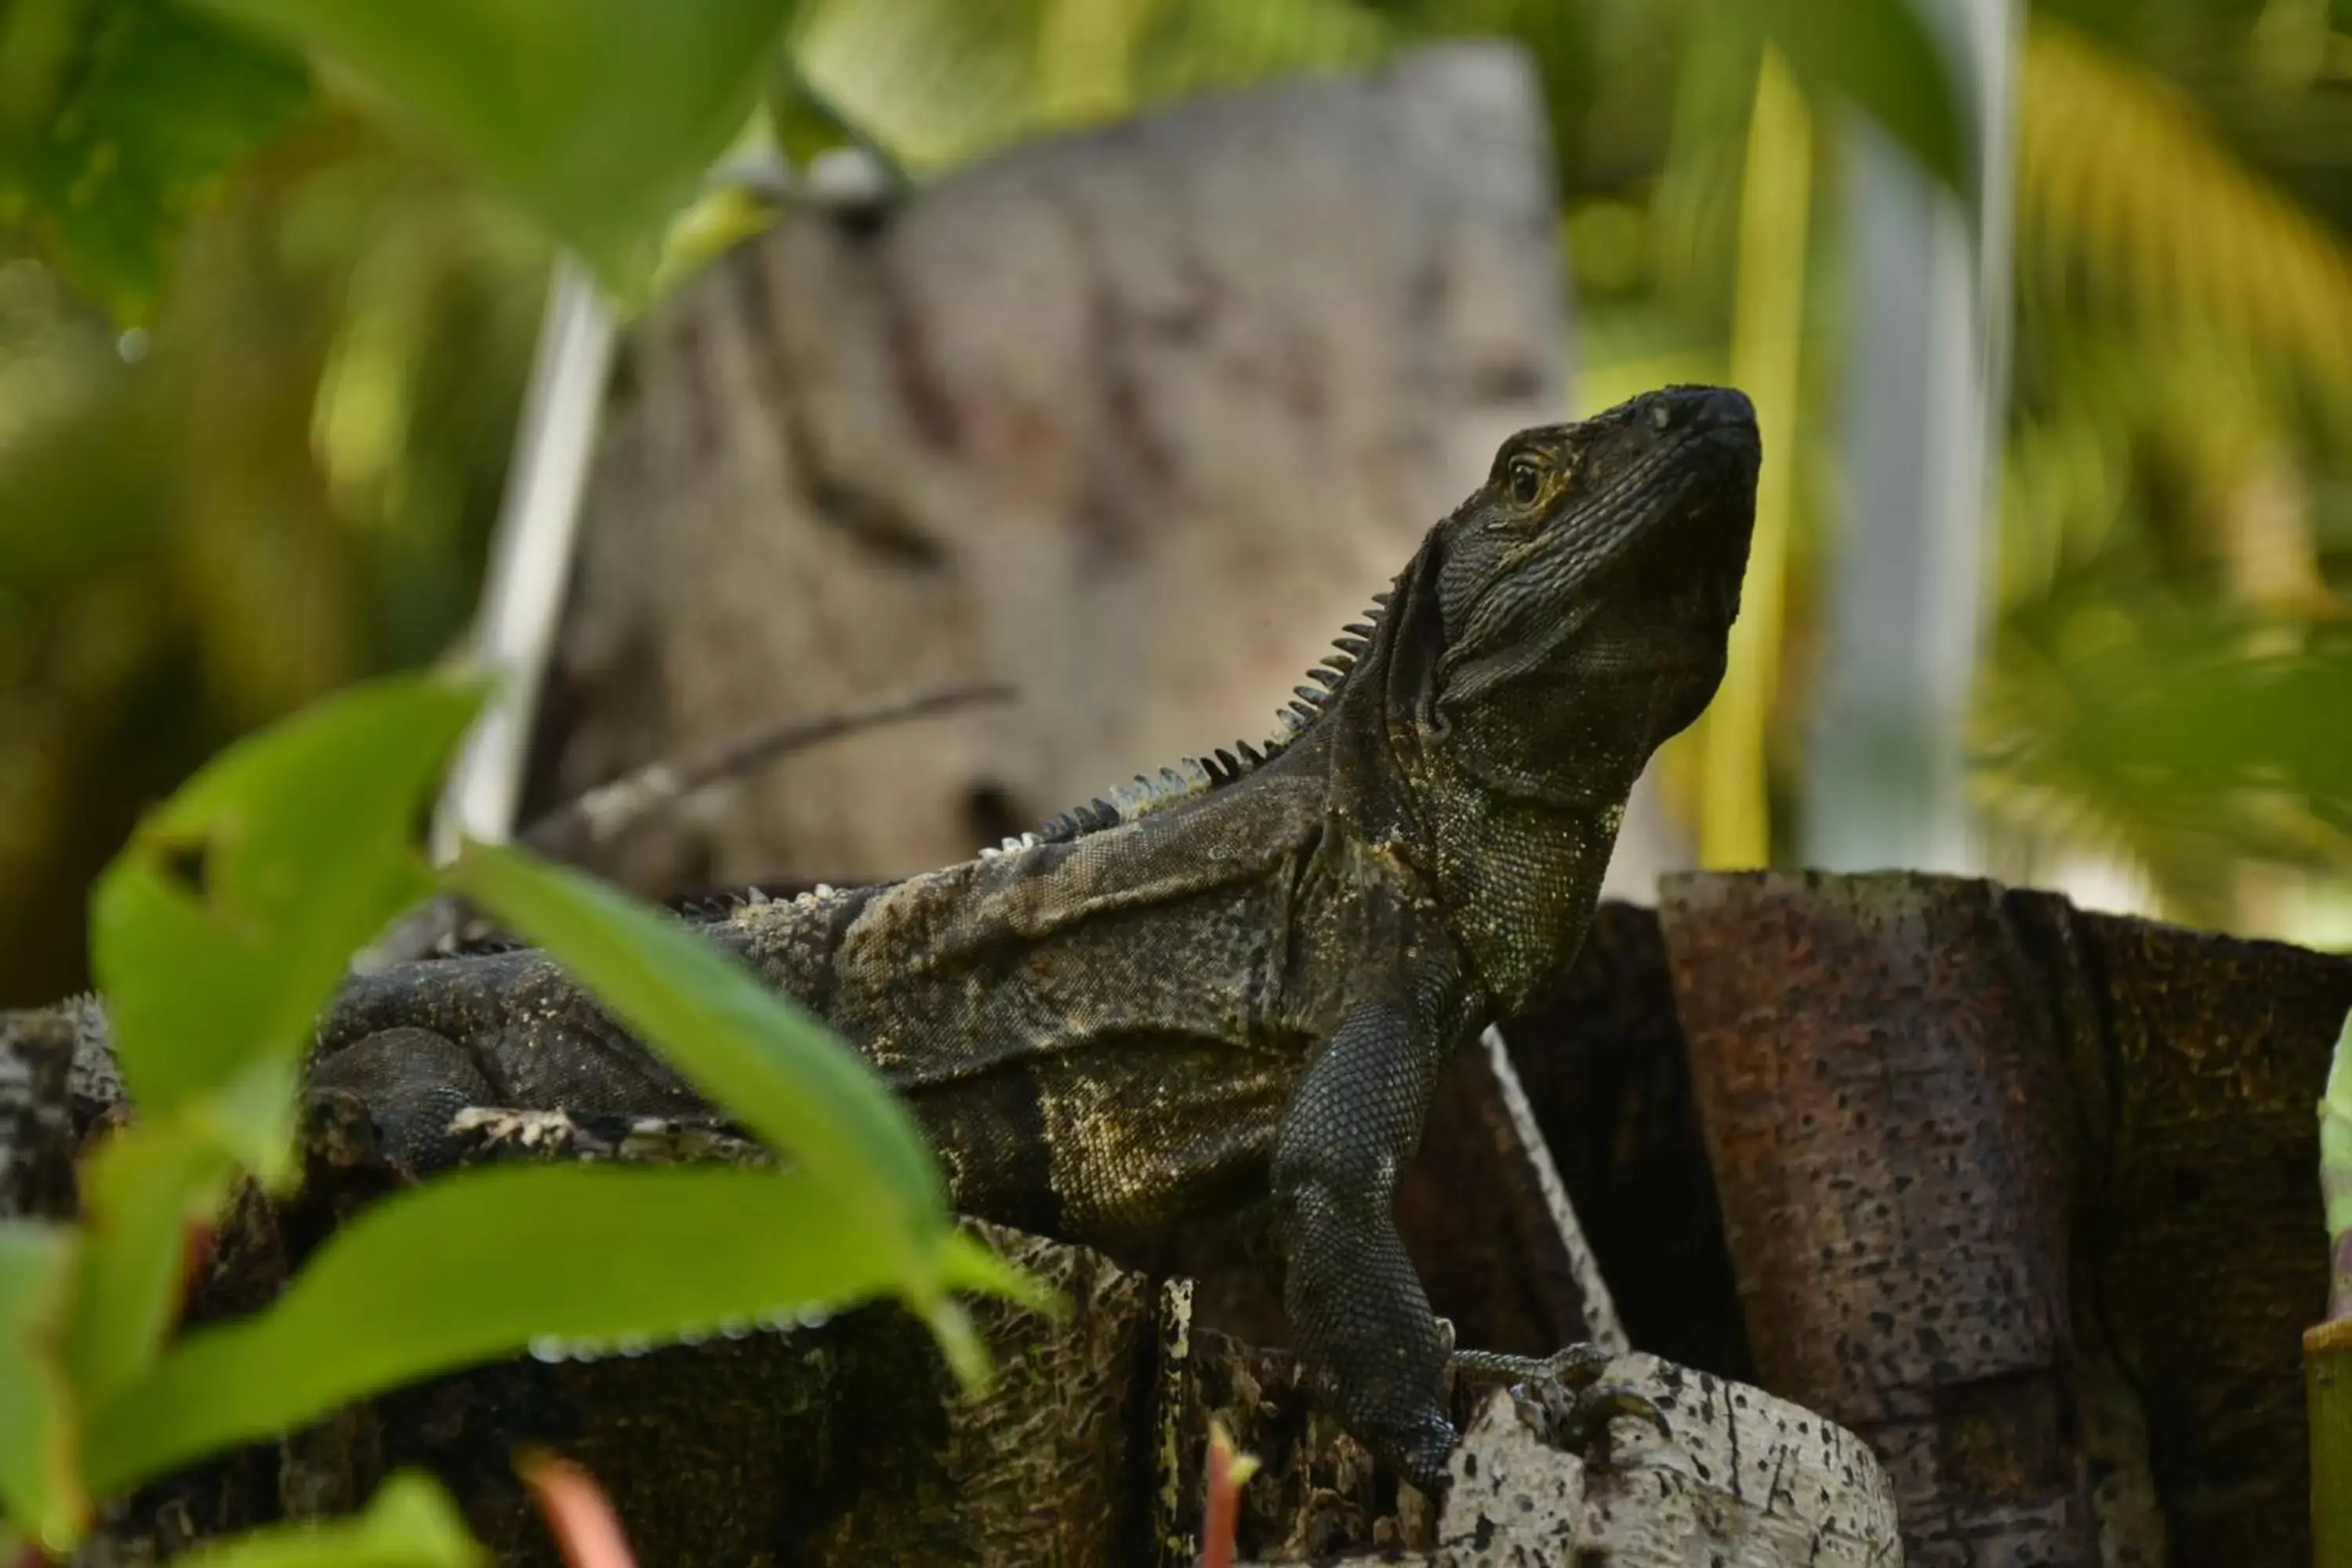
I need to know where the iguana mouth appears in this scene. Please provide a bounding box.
[1549,419,1755,600]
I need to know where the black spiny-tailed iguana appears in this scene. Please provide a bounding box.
[260,384,1759,1491]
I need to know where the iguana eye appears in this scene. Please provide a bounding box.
[1506,456,1544,505]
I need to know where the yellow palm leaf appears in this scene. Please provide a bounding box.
[2020,17,2352,419]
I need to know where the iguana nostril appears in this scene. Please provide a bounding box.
[1686,387,1755,431]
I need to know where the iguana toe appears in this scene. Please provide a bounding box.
[1548,1381,1670,1468]
[1450,1342,1666,1470]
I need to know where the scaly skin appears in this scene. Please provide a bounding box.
[311,383,1762,1490]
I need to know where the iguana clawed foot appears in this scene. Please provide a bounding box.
[1446,1334,1670,1471]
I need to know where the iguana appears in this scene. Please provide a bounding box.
[307,383,1759,1492]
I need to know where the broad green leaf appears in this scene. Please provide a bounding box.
[176,1470,483,1568]
[444,841,943,1250]
[62,1115,236,1414]
[192,0,800,299]
[1715,0,1974,205]
[85,1164,1033,1494]
[0,1221,87,1552]
[89,673,485,1178]
[0,0,311,318]
[2323,1010,2352,1240]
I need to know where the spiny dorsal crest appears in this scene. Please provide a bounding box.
[1029,587,1392,846]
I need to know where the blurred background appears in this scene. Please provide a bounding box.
[5,0,2352,1007]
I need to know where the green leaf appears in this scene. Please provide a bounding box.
[1719,0,1974,205]
[84,1164,1028,1494]
[62,1116,236,1414]
[0,0,311,319]
[191,0,800,299]
[443,840,945,1253]
[175,1470,483,1568]
[0,1221,87,1552]
[89,673,486,1178]
[2323,1010,2352,1241]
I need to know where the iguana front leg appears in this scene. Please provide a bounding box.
[1271,989,1457,1491]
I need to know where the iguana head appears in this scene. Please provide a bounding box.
[1386,384,1760,800]
[1031,385,1757,852]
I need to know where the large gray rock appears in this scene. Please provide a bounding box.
[535,42,1573,893]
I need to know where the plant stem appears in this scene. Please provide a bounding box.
[432,254,618,859]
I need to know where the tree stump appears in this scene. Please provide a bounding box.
[1642,870,2352,1566]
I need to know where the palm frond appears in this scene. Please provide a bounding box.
[1974,591,2352,917]
[2019,16,2352,422]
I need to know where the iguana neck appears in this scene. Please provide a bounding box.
[1418,731,1643,1016]
[1304,533,1652,1014]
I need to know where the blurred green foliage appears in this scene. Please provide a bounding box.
[0,0,308,316]
[2,672,1041,1559]
[169,1473,483,1568]
[0,113,542,1004]
[3,0,2352,1007]
[194,0,800,298]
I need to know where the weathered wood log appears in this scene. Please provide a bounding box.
[0,1003,76,1220]
[1660,871,2099,1563]
[2053,899,2352,1565]
[1162,1328,1903,1565]
[1635,870,2352,1566]
[530,41,1576,897]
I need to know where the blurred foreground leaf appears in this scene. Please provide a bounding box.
[177,1471,484,1568]
[0,0,310,317]
[0,1221,85,1550]
[1711,0,1973,205]
[2321,1008,2352,1318]
[89,674,485,1178]
[444,841,943,1255]
[445,841,1052,1370]
[192,0,800,298]
[82,1164,1025,1494]
[61,1117,234,1415]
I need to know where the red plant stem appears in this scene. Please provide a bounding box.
[519,1450,637,1568]
[1200,1422,1255,1568]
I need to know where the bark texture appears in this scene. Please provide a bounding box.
[532,41,1573,897]
[2060,898,2351,1564]
[1179,1349,1904,1566]
[1661,872,2095,1561]
[1649,870,2350,1567]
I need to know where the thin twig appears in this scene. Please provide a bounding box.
[522,681,1010,859]
[1482,1024,1628,1355]
[361,683,1007,970]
